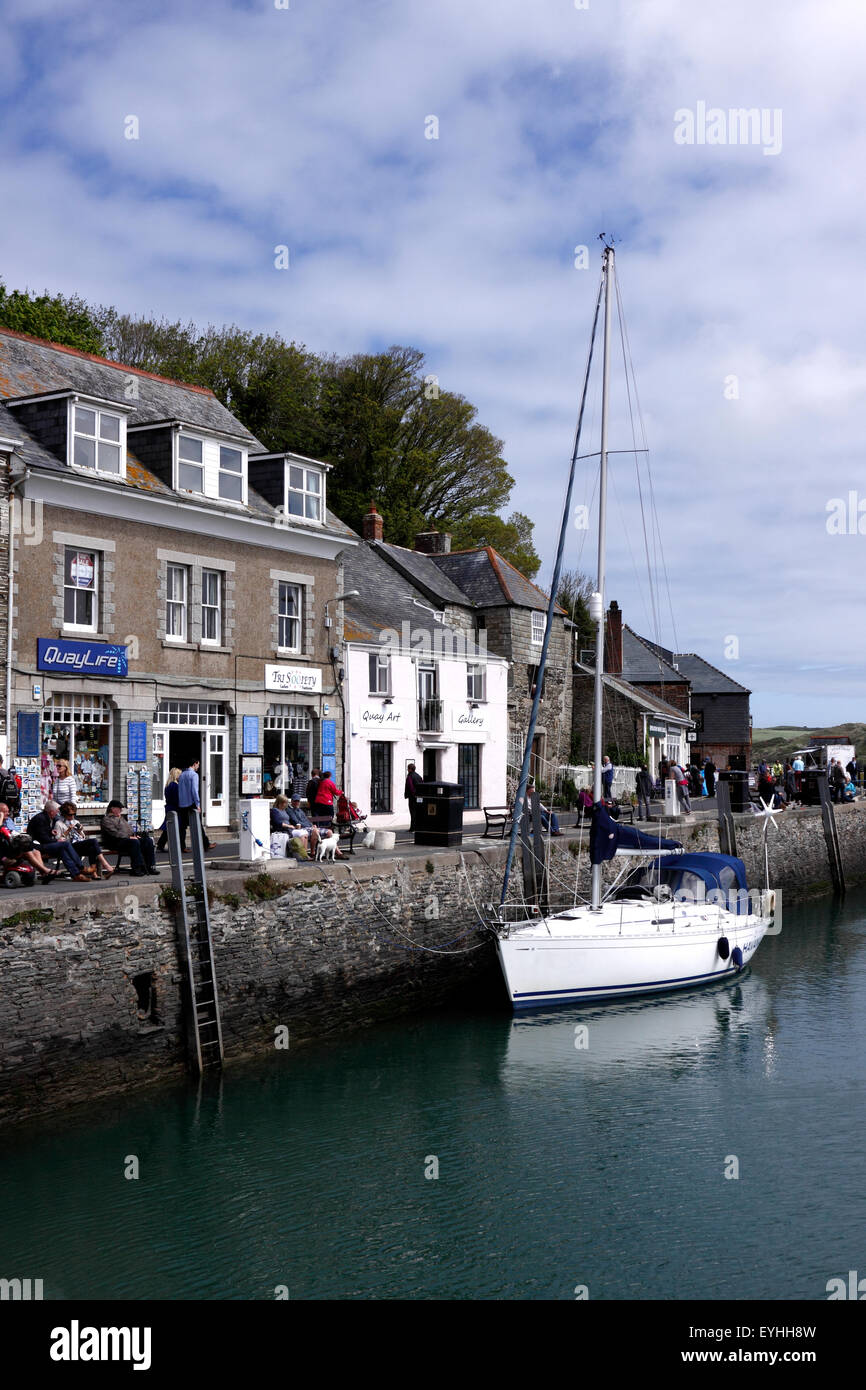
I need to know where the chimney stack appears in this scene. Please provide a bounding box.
[604,600,623,675]
[362,500,384,542]
[414,530,451,555]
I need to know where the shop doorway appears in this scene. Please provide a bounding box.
[422,749,439,782]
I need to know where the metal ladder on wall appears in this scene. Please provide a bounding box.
[167,810,225,1073]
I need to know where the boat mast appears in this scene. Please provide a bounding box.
[591,241,614,912]
[499,262,605,908]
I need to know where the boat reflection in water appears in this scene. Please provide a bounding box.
[503,974,772,1081]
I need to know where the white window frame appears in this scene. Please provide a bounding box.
[531,611,546,645]
[278,581,303,653]
[63,547,99,633]
[467,662,486,702]
[369,650,392,695]
[69,402,125,478]
[218,444,246,504]
[285,464,323,524]
[176,433,205,495]
[166,564,189,643]
[201,569,222,646]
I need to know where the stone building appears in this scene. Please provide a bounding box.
[576,600,751,775]
[355,510,573,788]
[340,513,508,826]
[0,327,354,831]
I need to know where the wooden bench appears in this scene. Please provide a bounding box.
[483,806,513,838]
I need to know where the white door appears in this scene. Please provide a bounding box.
[205,731,228,827]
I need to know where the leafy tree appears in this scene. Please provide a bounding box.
[0,281,104,354]
[556,567,594,644]
[448,510,540,578]
[315,347,513,545]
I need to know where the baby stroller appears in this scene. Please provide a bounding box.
[335,794,367,854]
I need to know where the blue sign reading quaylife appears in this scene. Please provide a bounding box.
[37,638,128,676]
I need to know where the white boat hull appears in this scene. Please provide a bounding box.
[496,902,769,1009]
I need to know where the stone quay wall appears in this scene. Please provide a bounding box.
[2,800,865,1126]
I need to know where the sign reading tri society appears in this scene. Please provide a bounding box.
[38,639,129,676]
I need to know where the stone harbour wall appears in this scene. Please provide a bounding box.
[2,800,866,1127]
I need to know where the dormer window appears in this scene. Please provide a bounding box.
[173,429,247,503]
[72,404,124,474]
[219,445,244,501]
[178,435,204,492]
[287,464,322,522]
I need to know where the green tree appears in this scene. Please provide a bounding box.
[0,281,104,354]
[556,567,594,644]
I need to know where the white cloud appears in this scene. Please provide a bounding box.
[3,0,865,723]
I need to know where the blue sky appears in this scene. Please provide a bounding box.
[2,0,865,727]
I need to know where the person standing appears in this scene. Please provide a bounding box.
[704,757,716,797]
[177,758,212,851]
[405,761,423,830]
[601,756,614,800]
[792,753,804,795]
[0,756,22,818]
[156,767,181,853]
[52,759,77,809]
[830,758,846,805]
[659,754,670,786]
[636,765,653,821]
[669,760,691,813]
[305,768,321,811]
[312,769,340,823]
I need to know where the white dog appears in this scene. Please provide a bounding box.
[362,828,377,849]
[316,832,338,862]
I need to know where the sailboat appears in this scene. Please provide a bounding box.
[492,239,775,1010]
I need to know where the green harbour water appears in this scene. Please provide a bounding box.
[1,892,865,1300]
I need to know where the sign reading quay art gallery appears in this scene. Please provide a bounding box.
[265,664,323,694]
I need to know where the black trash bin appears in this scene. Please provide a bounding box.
[802,767,826,806]
[414,781,464,847]
[719,769,749,813]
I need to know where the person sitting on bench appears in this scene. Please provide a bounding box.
[522,778,562,835]
[101,801,158,876]
[28,800,92,880]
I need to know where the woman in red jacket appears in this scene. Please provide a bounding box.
[312,772,341,822]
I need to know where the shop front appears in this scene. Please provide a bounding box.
[263,704,314,797]
[40,693,113,811]
[151,700,229,830]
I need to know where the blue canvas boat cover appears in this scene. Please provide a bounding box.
[589,802,682,864]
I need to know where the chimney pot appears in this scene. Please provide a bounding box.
[363,501,384,542]
[414,530,451,555]
[604,600,623,676]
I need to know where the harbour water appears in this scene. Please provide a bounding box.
[1,891,864,1300]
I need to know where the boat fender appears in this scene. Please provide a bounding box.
[731,946,744,970]
[717,936,730,961]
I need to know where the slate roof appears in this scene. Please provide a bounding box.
[0,328,351,536]
[621,626,688,685]
[429,547,565,613]
[661,652,751,697]
[375,542,472,607]
[574,661,694,724]
[0,328,258,441]
[342,542,493,658]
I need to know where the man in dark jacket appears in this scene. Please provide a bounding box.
[305,769,321,811]
[704,758,716,797]
[404,762,423,830]
[635,765,653,820]
[28,801,89,879]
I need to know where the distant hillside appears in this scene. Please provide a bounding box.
[752,723,866,764]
